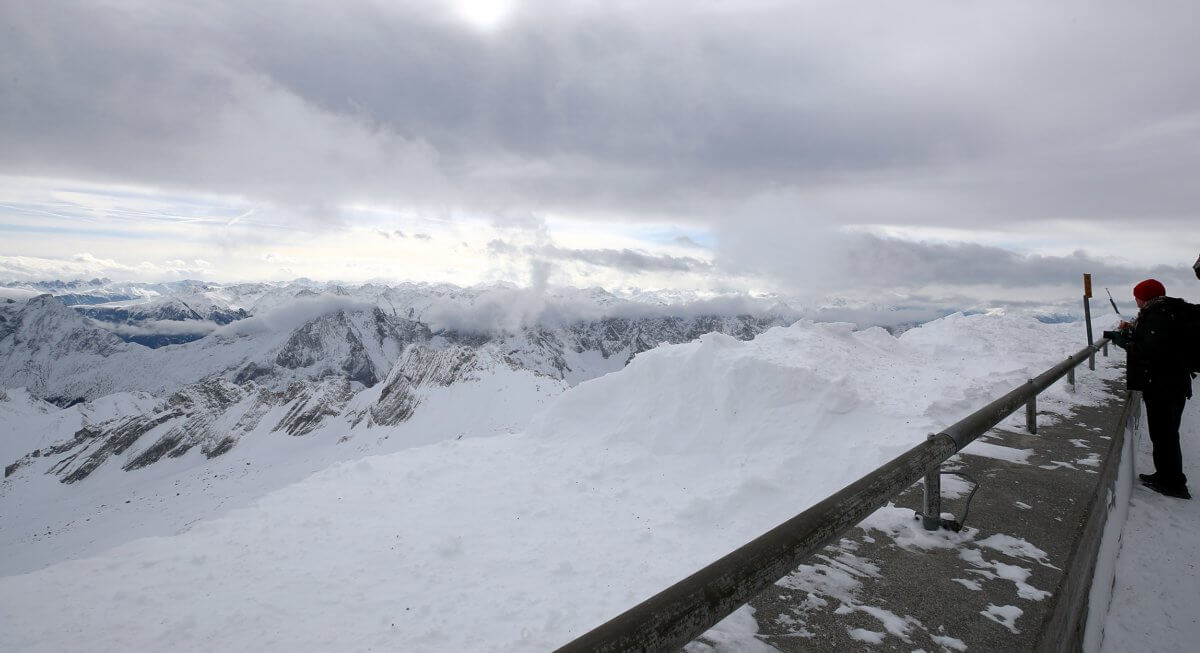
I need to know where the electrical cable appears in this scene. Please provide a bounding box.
[939,471,980,531]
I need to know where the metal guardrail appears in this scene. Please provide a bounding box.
[556,337,1111,653]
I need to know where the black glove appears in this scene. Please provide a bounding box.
[1107,329,1131,349]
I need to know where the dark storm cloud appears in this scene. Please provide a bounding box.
[4,0,1200,298]
[6,0,1200,224]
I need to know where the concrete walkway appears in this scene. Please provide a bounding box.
[741,377,1131,651]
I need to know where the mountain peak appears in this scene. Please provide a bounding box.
[22,293,78,317]
[15,293,126,349]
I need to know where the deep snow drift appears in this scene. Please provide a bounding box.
[0,312,1120,651]
[0,355,564,575]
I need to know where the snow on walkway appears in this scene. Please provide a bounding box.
[1100,394,1200,652]
[0,313,1119,652]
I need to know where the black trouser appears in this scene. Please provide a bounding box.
[1144,391,1189,487]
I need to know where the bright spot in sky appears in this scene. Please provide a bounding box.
[454,0,514,31]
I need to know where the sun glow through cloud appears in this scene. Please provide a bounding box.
[453,0,515,31]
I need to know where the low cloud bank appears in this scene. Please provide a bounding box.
[487,240,711,275]
[216,295,376,336]
[95,319,222,337]
[715,208,1193,301]
[420,287,800,334]
[0,287,43,301]
[801,306,961,333]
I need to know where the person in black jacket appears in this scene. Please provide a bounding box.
[1111,279,1192,499]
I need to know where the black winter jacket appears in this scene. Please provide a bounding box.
[1124,296,1193,398]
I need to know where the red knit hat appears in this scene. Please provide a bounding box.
[1133,279,1166,302]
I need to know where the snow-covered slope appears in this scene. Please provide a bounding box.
[0,285,792,577]
[0,345,565,576]
[0,312,1122,651]
[0,389,156,473]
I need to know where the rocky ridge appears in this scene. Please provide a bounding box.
[1,290,789,485]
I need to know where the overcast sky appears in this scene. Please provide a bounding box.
[2,0,1197,304]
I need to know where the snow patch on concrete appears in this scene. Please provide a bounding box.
[961,441,1034,464]
[981,604,1023,633]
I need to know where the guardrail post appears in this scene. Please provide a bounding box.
[921,434,942,530]
[1102,341,1108,357]
[1066,360,1075,388]
[1026,380,1038,434]
[1089,349,1096,371]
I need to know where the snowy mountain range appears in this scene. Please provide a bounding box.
[1,280,793,482]
[7,278,1077,577]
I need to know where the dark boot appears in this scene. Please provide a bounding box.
[1141,476,1192,500]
